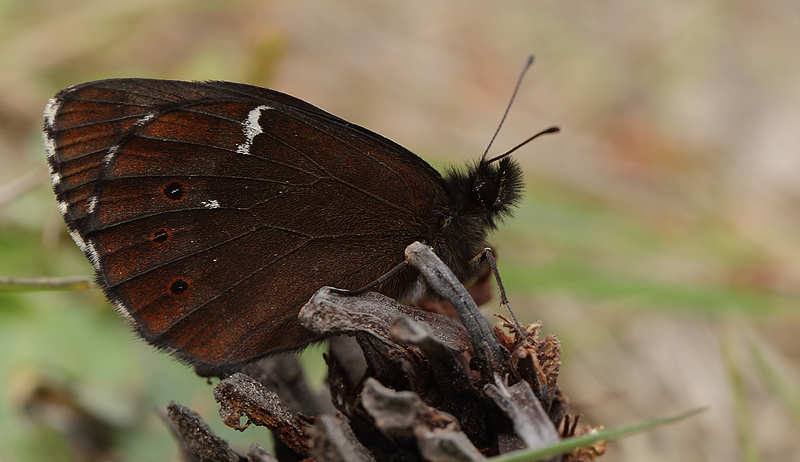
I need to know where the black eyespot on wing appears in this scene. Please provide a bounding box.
[169,279,189,295]
[163,181,186,201]
[152,229,170,243]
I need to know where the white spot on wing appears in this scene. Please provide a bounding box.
[43,131,57,160]
[113,299,135,322]
[85,240,101,271]
[67,228,87,252]
[44,131,61,187]
[42,101,62,188]
[87,196,98,214]
[237,105,271,155]
[201,199,220,209]
[57,200,69,217]
[103,145,119,165]
[44,98,60,129]
[49,168,61,187]
[136,113,155,125]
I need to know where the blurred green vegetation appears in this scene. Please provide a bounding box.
[505,177,794,317]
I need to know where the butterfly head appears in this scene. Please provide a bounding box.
[458,125,559,225]
[443,154,523,233]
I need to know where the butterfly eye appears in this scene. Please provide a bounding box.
[475,179,500,207]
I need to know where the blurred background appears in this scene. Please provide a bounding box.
[1,0,798,460]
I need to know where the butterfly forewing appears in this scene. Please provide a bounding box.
[46,78,448,371]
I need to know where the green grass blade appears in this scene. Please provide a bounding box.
[749,343,800,424]
[487,408,706,462]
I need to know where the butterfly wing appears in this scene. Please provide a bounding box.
[45,78,449,372]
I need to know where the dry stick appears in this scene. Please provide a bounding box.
[0,275,94,291]
[404,241,512,380]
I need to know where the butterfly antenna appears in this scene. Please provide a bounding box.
[484,125,560,165]
[481,55,535,163]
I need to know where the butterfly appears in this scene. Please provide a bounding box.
[45,77,548,374]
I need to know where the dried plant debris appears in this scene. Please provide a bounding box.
[164,401,246,462]
[560,417,607,462]
[164,243,602,461]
